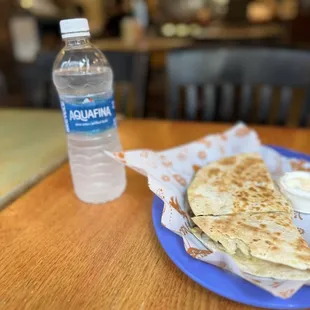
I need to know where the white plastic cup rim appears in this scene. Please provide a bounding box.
[279,171,310,214]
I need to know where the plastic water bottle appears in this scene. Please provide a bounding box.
[53,18,126,204]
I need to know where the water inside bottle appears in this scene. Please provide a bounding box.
[53,69,126,203]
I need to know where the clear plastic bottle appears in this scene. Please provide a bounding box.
[53,18,126,204]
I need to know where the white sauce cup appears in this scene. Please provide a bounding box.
[279,171,310,214]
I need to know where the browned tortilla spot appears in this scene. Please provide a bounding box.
[219,157,236,165]
[208,168,220,177]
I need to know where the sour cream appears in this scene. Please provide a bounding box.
[280,171,310,214]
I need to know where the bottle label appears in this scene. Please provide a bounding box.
[60,96,117,134]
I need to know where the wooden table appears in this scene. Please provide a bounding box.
[193,23,286,42]
[0,109,67,208]
[1,120,310,310]
[92,25,285,51]
[93,38,193,118]
[93,37,193,52]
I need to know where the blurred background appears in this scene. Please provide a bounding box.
[2,0,310,125]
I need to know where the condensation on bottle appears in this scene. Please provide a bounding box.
[53,18,126,204]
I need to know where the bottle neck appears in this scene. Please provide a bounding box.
[64,36,91,49]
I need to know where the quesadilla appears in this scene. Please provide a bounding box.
[187,153,292,216]
[192,227,310,281]
[187,152,310,280]
[192,213,310,271]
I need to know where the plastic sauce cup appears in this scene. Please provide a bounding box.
[279,171,310,214]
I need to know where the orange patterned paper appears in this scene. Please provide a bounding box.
[298,227,305,235]
[220,134,228,141]
[140,151,149,158]
[114,152,126,164]
[169,196,187,218]
[162,160,172,167]
[179,225,188,236]
[235,127,251,137]
[220,146,225,155]
[161,175,170,182]
[177,152,187,161]
[173,174,187,186]
[294,211,303,221]
[197,138,212,148]
[198,151,207,160]
[217,261,228,269]
[187,247,212,258]
[107,123,310,299]
[192,165,201,173]
[271,282,282,289]
[291,160,310,172]
[279,289,296,299]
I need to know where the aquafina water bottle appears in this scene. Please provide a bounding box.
[53,18,126,204]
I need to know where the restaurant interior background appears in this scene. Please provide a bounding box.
[1,0,310,126]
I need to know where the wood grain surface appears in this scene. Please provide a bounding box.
[1,120,310,310]
[0,109,67,208]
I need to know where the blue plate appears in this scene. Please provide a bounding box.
[152,146,310,309]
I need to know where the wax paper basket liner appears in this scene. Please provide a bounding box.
[107,123,310,299]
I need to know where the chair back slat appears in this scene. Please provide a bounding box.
[258,86,273,123]
[202,85,216,121]
[167,48,310,126]
[185,85,198,120]
[167,82,179,119]
[239,85,252,121]
[219,84,234,121]
[277,87,292,125]
[300,89,310,127]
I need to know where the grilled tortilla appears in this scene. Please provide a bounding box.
[187,153,292,216]
[188,153,310,279]
[192,213,310,271]
[191,227,310,281]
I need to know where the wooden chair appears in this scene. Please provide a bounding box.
[166,47,310,126]
[104,51,149,118]
[18,51,58,109]
[19,51,148,117]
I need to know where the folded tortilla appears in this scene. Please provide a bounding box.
[187,153,292,216]
[192,213,310,271]
[188,152,310,280]
[191,227,310,281]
